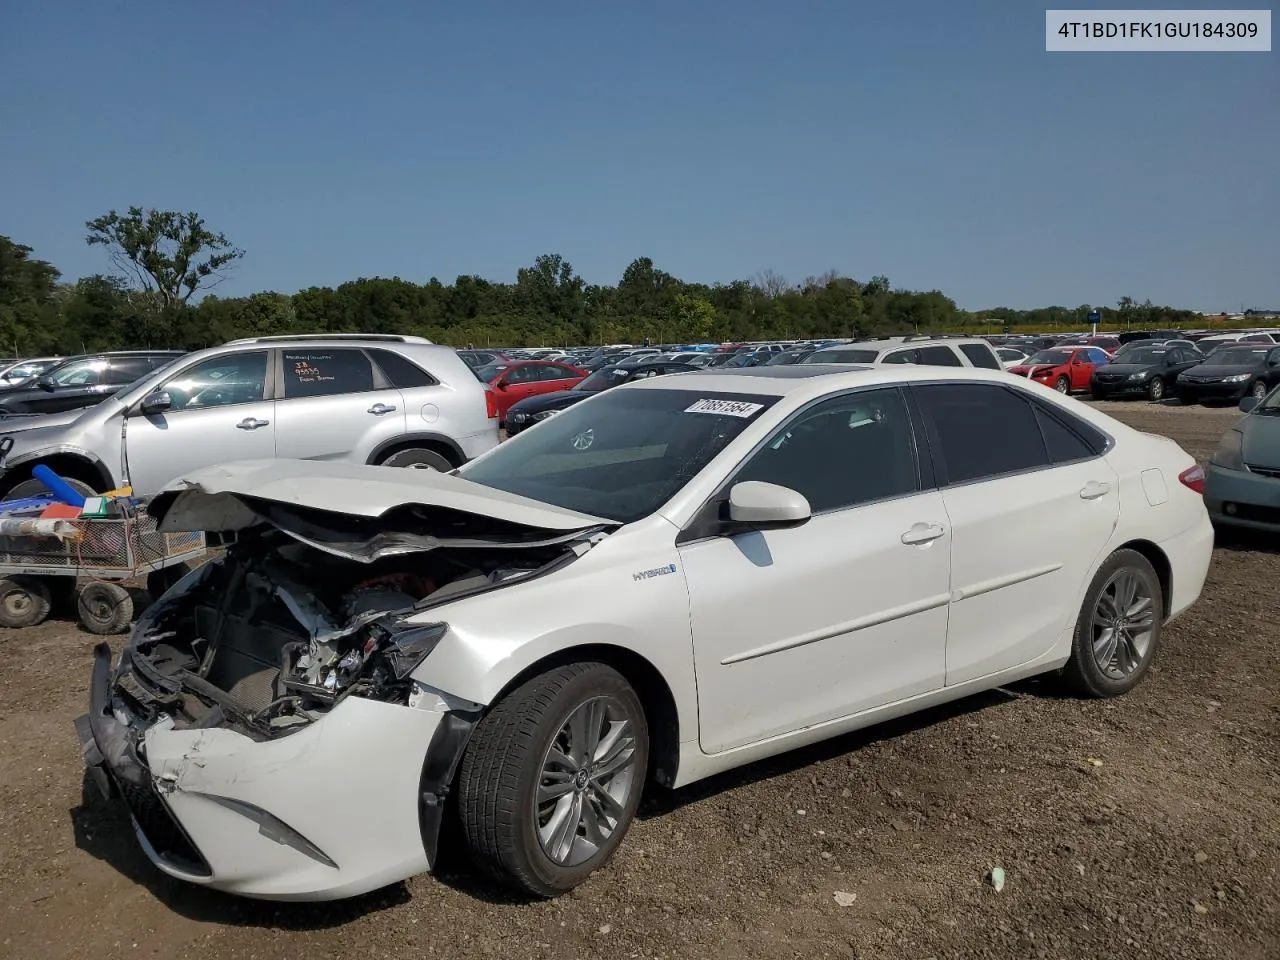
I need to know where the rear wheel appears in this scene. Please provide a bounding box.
[1061,549,1163,698]
[1054,376,1070,394]
[77,581,134,635]
[379,448,454,471]
[457,662,648,897]
[1147,377,1165,401]
[0,576,52,628]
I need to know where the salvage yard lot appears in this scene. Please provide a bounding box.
[1,401,1276,960]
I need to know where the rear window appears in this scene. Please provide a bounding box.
[282,350,375,399]
[917,345,963,367]
[368,349,437,388]
[959,343,1001,370]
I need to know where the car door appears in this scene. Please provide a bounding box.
[273,348,408,463]
[912,382,1119,686]
[123,350,276,494]
[494,364,543,415]
[25,358,110,414]
[1068,352,1093,390]
[536,363,585,395]
[678,386,951,754]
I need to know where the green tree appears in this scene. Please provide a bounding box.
[86,207,244,306]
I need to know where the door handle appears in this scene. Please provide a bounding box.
[901,522,946,545]
[368,403,397,415]
[1079,480,1111,500]
[236,418,270,430]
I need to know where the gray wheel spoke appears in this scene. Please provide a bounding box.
[541,792,582,864]
[538,776,576,804]
[590,781,625,821]
[545,746,578,774]
[1125,595,1152,620]
[1093,627,1119,668]
[1091,566,1157,680]
[580,795,609,846]
[569,699,606,765]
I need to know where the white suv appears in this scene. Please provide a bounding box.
[0,338,498,498]
[803,336,1002,369]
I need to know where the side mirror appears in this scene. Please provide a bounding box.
[139,390,173,415]
[495,379,509,391]
[1239,396,1260,413]
[34,377,56,392]
[727,481,811,530]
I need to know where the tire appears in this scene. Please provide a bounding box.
[379,448,454,471]
[1147,377,1165,401]
[3,476,98,501]
[1089,388,1105,401]
[1054,376,1070,394]
[147,561,193,600]
[457,662,649,897]
[1250,380,1269,401]
[0,576,53,628]
[1061,549,1163,698]
[77,581,134,635]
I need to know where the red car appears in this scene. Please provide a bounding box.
[1007,345,1112,394]
[474,360,588,422]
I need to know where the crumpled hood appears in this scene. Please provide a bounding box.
[147,458,615,562]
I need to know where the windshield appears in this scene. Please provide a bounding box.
[1027,350,1072,365]
[110,360,177,399]
[474,363,509,381]
[45,358,109,385]
[803,348,879,364]
[1121,348,1167,364]
[1205,347,1268,366]
[573,367,631,391]
[460,388,778,523]
[2,360,56,380]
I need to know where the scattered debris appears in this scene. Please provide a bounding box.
[1194,850,1209,864]
[833,891,858,907]
[988,866,1007,893]
[1193,902,1209,915]
[1086,758,1104,767]
[598,924,612,935]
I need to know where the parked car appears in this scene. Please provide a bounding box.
[77,363,1211,902]
[1088,345,1204,401]
[505,361,700,436]
[0,339,498,498]
[1006,346,1111,394]
[996,347,1029,370]
[456,350,508,369]
[472,360,588,423]
[803,337,1002,370]
[1203,388,1280,532]
[0,351,185,417]
[1174,345,1280,405]
[765,347,818,366]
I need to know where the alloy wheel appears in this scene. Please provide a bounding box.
[534,696,638,867]
[1090,568,1156,680]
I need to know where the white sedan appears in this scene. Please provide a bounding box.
[78,364,1214,900]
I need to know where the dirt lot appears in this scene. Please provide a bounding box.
[1,401,1276,960]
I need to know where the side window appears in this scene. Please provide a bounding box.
[161,352,268,410]
[1034,406,1098,463]
[916,383,1048,484]
[959,343,1001,369]
[733,388,919,513]
[505,365,538,384]
[109,358,154,383]
[281,350,374,399]
[917,345,963,367]
[542,364,578,381]
[368,349,436,388]
[882,349,918,364]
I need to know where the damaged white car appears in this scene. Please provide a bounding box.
[77,366,1213,901]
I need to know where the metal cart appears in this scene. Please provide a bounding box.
[0,509,206,634]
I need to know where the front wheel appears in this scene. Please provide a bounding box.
[1061,549,1163,698]
[1147,377,1165,401]
[457,662,649,897]
[1250,380,1269,401]
[1055,376,1070,394]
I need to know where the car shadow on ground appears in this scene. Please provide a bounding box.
[1212,526,1280,556]
[68,680,1066,918]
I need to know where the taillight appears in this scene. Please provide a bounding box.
[1178,465,1205,494]
[484,387,498,420]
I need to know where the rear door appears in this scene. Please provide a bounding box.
[273,348,408,463]
[913,382,1119,686]
[533,363,585,396]
[123,350,276,494]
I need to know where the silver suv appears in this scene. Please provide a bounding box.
[0,338,498,498]
[802,335,1002,369]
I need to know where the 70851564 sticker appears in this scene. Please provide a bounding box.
[684,398,764,418]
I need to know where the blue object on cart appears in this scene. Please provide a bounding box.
[0,494,57,516]
[31,464,87,507]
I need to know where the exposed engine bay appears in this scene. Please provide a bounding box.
[120,528,576,740]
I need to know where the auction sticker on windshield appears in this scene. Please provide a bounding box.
[685,398,764,417]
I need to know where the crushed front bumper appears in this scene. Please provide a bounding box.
[76,643,476,901]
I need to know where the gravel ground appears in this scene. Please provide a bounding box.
[1,400,1276,960]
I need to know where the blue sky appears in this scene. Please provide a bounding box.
[1,1,1275,311]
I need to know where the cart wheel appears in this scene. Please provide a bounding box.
[0,576,53,629]
[147,562,193,600]
[77,582,135,635]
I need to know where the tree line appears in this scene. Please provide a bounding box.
[0,209,1203,356]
